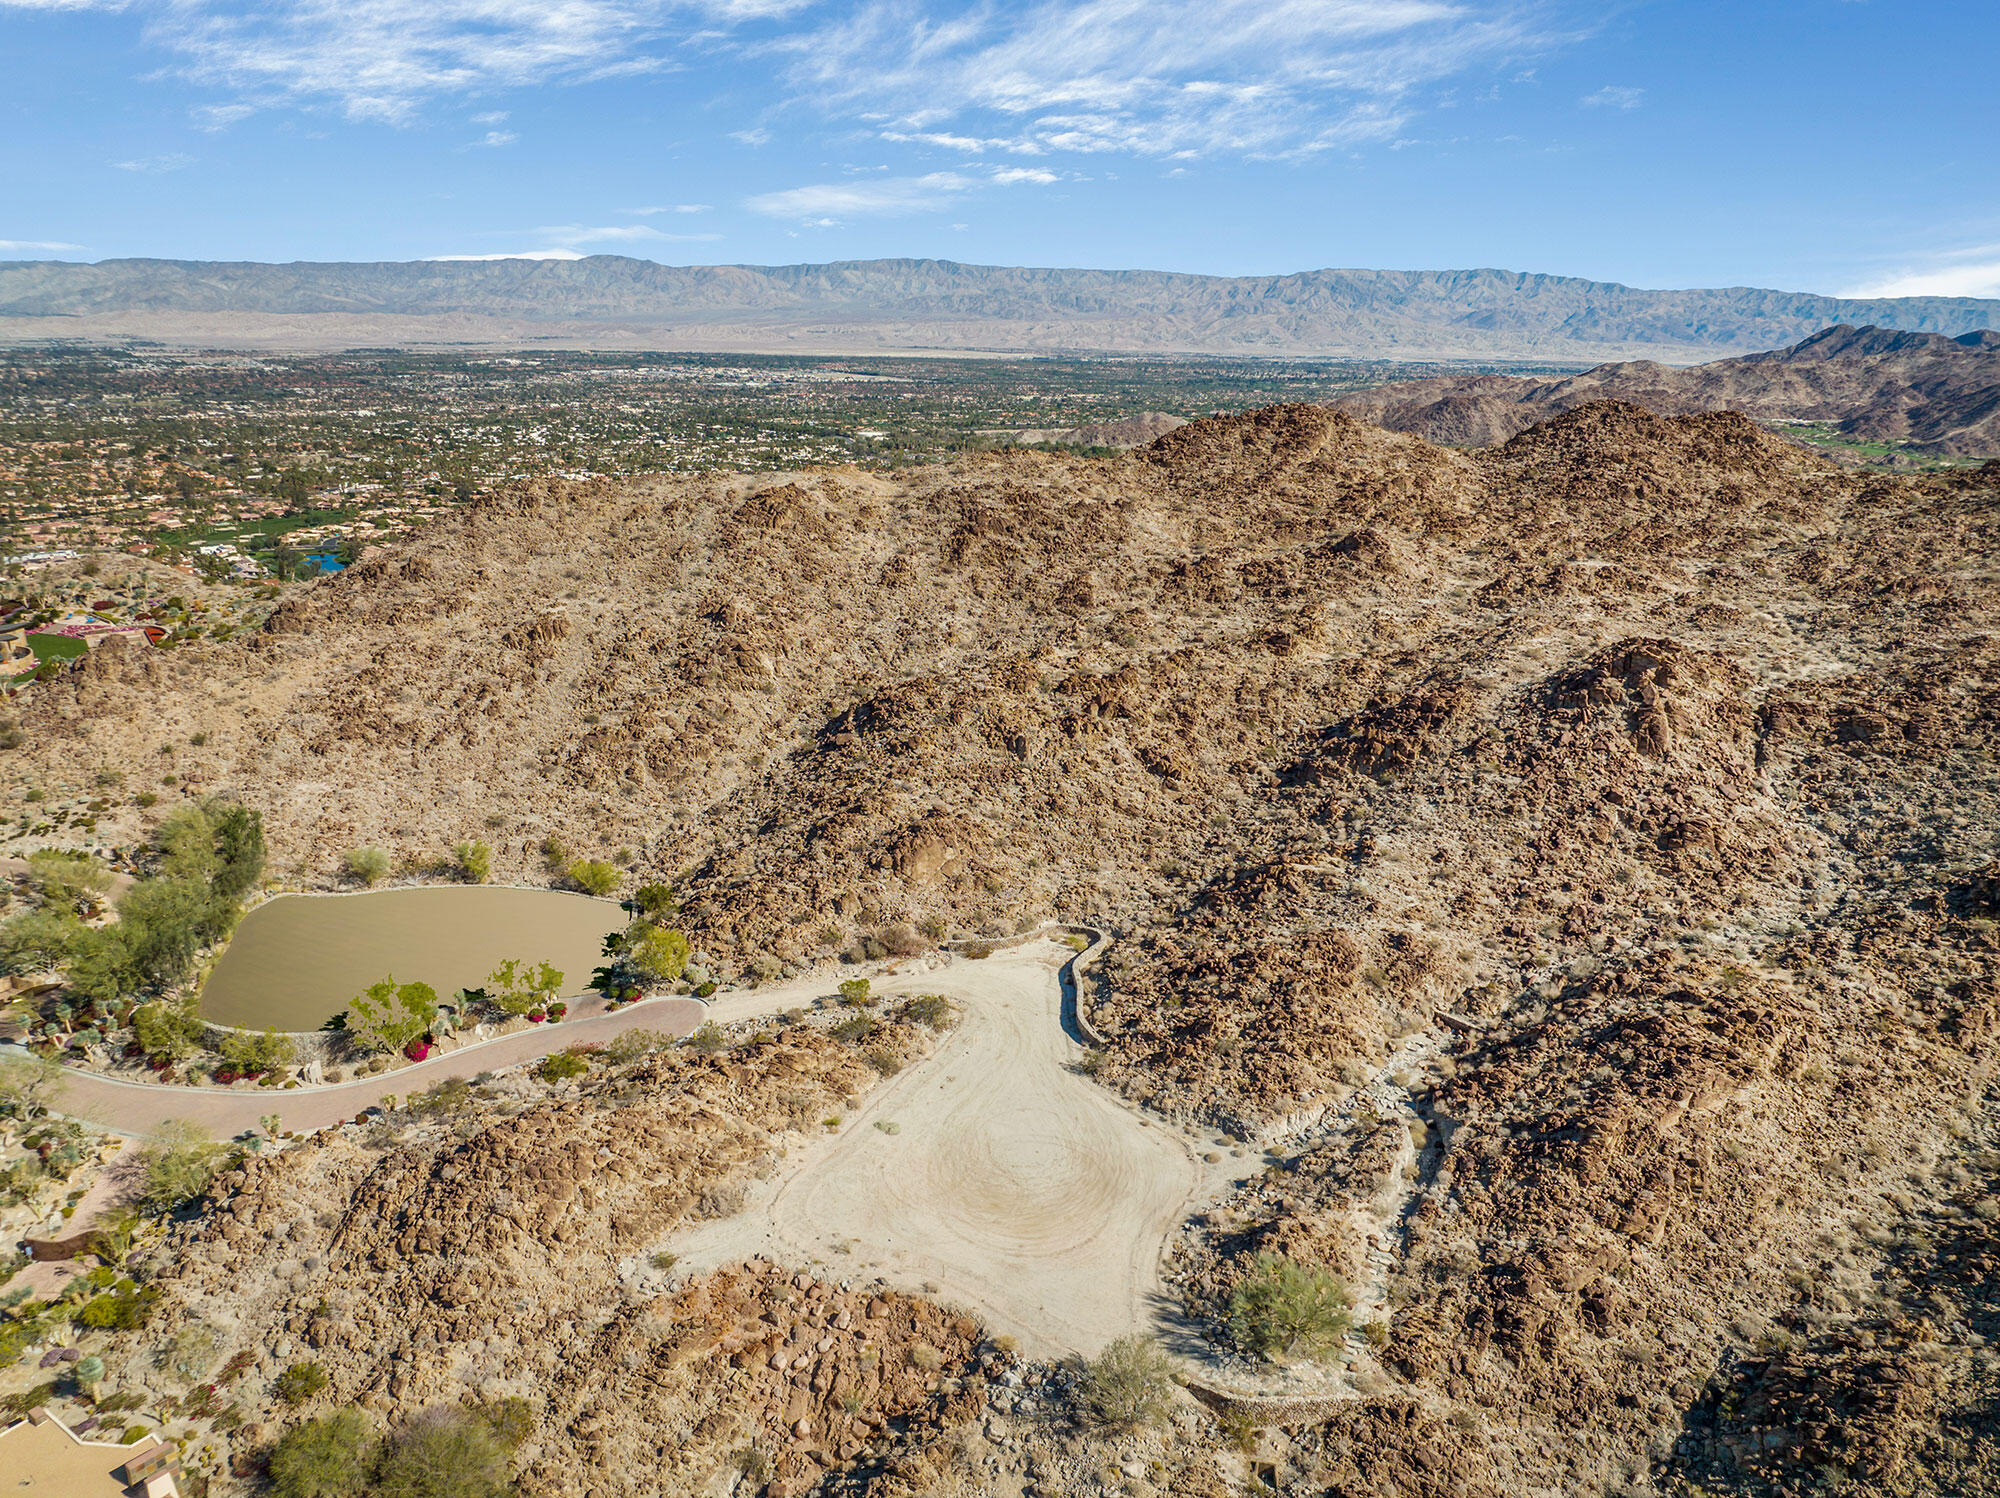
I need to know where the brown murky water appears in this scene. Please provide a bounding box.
[198,887,625,1032]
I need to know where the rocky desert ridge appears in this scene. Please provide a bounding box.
[7,395,2000,1497]
[1332,324,2000,457]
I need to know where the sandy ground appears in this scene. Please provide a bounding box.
[669,937,1241,1358]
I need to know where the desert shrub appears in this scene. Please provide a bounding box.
[274,1360,330,1405]
[267,1406,376,1498]
[219,1028,295,1076]
[685,1022,728,1054]
[132,999,205,1062]
[896,994,954,1030]
[0,1052,64,1123]
[567,858,620,897]
[830,1013,878,1044]
[538,1050,590,1083]
[864,1048,903,1077]
[1226,1254,1353,1360]
[538,835,569,871]
[907,1344,942,1371]
[409,1077,474,1117]
[602,1029,672,1064]
[1080,1335,1177,1429]
[373,1404,514,1498]
[345,977,438,1054]
[630,882,676,916]
[837,977,871,1006]
[878,923,925,957]
[343,847,391,887]
[74,1286,154,1330]
[451,840,491,884]
[136,1119,226,1213]
[476,1395,533,1449]
[964,941,994,960]
[918,913,948,940]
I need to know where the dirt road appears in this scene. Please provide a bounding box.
[672,937,1236,1357]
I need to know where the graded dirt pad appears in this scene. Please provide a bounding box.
[680,938,1218,1356]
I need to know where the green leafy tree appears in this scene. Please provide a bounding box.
[267,1407,376,1498]
[624,924,689,984]
[0,906,82,974]
[136,1119,225,1214]
[630,883,676,917]
[452,840,491,884]
[372,1405,515,1498]
[345,977,438,1054]
[27,850,112,911]
[218,1028,295,1076]
[485,959,563,1019]
[1226,1254,1353,1361]
[343,847,391,887]
[1080,1336,1177,1429]
[0,1054,64,1137]
[566,858,620,897]
[132,998,205,1062]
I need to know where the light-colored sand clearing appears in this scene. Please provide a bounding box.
[675,937,1215,1357]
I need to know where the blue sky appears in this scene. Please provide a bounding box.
[2,0,1996,296]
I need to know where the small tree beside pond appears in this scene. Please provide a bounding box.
[451,840,491,884]
[483,958,563,1019]
[566,858,620,897]
[345,977,439,1055]
[343,847,391,887]
[136,1119,226,1214]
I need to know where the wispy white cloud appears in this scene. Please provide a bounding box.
[1842,247,2000,300]
[745,162,1069,222]
[139,1,803,124]
[0,0,125,9]
[731,126,773,145]
[0,238,86,251]
[632,203,713,214]
[534,222,722,244]
[785,0,1562,159]
[112,151,196,171]
[472,129,517,146]
[1580,83,1642,109]
[746,171,977,220]
[470,109,509,123]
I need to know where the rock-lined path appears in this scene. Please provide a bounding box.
[51,993,708,1138]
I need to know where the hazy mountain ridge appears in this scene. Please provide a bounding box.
[2,257,1995,361]
[1332,323,2000,454]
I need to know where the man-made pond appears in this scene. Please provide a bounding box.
[198,887,625,1032]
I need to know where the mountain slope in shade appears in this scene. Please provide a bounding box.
[1332,324,2000,455]
[1,257,1998,361]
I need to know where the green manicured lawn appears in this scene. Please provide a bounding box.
[25,634,87,662]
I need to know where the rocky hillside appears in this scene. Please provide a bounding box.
[3,258,1998,361]
[1332,323,2000,456]
[10,404,2000,1494]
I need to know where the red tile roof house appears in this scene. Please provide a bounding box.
[0,1407,183,1496]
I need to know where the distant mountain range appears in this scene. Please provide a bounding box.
[1331,324,2000,456]
[0,257,1996,362]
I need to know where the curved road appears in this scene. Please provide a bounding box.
[50,993,708,1138]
